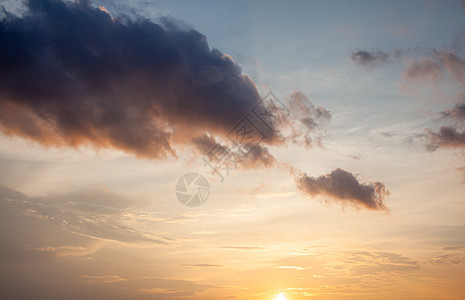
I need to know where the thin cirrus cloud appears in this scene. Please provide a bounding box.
[0,0,389,211]
[0,184,173,265]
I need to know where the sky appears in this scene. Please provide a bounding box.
[0,0,465,299]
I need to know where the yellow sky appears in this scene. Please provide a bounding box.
[1,133,464,299]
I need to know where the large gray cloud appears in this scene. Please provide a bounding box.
[0,0,283,160]
[0,0,389,211]
[0,0,337,172]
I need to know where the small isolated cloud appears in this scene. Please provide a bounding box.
[296,168,389,211]
[351,48,413,67]
[402,50,465,86]
[426,96,465,152]
[426,126,465,151]
[350,50,390,66]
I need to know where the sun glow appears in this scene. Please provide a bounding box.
[274,292,287,300]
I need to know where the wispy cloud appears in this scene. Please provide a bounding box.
[0,184,172,265]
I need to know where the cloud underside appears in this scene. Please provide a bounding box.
[0,0,332,164]
[0,0,275,159]
[0,0,389,211]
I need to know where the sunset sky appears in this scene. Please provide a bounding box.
[1,0,465,299]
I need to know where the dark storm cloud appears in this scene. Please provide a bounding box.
[0,0,281,159]
[296,168,389,211]
[350,50,390,66]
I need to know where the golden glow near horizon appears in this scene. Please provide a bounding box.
[274,292,287,300]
